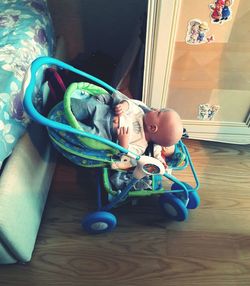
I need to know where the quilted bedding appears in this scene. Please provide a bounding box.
[0,0,54,168]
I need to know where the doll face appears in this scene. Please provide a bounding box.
[144,109,168,132]
[215,3,221,10]
[145,109,164,122]
[192,23,200,32]
[144,109,183,147]
[216,0,225,6]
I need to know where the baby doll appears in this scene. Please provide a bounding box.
[114,100,183,166]
[71,88,183,164]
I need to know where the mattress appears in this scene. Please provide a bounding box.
[0,123,56,264]
[0,0,56,264]
[0,0,54,168]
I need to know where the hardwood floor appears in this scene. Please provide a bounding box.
[0,139,250,286]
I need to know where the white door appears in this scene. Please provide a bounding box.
[143,0,250,144]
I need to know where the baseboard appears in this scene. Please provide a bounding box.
[183,120,250,145]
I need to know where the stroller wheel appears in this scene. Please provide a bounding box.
[159,193,188,221]
[82,211,117,234]
[187,190,200,209]
[171,182,200,209]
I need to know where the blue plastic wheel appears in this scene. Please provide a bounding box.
[171,182,200,209]
[82,211,117,234]
[159,193,188,221]
[187,190,200,209]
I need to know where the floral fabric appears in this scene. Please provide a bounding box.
[0,0,54,168]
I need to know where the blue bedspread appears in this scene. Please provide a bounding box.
[0,0,54,168]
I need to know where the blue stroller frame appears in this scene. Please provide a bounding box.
[23,57,200,234]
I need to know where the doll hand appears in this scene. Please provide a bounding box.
[115,104,123,116]
[162,160,168,169]
[117,126,129,149]
[115,101,129,116]
[158,158,168,169]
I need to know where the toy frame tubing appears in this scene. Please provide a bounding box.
[100,177,139,211]
[182,141,200,192]
[163,141,200,205]
[98,139,200,209]
[23,56,139,159]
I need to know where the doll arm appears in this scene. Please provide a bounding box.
[115,100,130,148]
[117,126,129,149]
[153,145,168,168]
[115,100,130,116]
[209,4,215,10]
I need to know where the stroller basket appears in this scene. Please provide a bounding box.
[23,56,200,234]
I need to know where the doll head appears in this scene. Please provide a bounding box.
[199,22,208,32]
[143,108,183,147]
[216,0,225,6]
[191,22,200,32]
[215,2,222,10]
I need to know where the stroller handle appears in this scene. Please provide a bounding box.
[23,56,138,158]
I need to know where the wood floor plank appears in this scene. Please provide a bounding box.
[0,139,250,286]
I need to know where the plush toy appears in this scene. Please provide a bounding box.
[111,154,137,170]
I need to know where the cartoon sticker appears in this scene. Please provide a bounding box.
[209,0,233,24]
[186,19,214,45]
[198,103,220,120]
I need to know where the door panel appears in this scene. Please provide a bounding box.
[144,0,250,144]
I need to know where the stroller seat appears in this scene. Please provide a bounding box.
[47,80,124,168]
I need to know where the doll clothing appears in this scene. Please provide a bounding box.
[71,91,155,156]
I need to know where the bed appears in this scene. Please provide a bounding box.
[0,0,56,264]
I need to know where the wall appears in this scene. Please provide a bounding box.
[47,0,147,62]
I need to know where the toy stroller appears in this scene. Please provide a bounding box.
[23,57,200,234]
